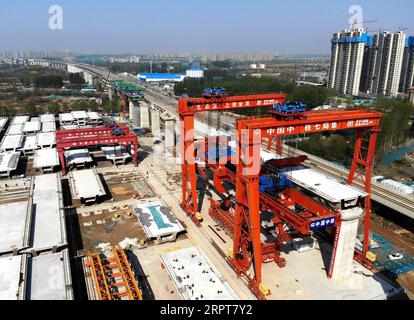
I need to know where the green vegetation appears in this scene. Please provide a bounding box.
[14,67,67,88]
[101,97,121,113]
[0,65,108,117]
[287,85,338,108]
[68,72,85,85]
[375,98,414,159]
[95,62,187,75]
[290,98,414,166]
[289,133,355,167]
[174,77,338,114]
[0,103,17,116]
[32,74,64,88]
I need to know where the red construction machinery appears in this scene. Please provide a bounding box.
[56,125,138,175]
[178,93,382,299]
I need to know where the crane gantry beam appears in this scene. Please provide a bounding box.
[178,93,287,114]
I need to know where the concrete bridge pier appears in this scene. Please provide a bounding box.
[150,107,161,140]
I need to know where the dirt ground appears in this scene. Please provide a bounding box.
[78,207,147,255]
[108,180,156,201]
[370,220,414,257]
[370,219,414,298]
[397,270,414,299]
[104,172,157,201]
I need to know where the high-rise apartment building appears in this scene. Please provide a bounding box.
[328,29,369,96]
[366,31,406,95]
[329,29,411,97]
[399,36,414,93]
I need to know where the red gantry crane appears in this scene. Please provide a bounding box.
[178,94,383,299]
[56,125,138,175]
[231,109,382,297]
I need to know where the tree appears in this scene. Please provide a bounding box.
[0,103,16,116]
[33,74,63,88]
[32,87,41,96]
[287,86,338,107]
[68,72,85,84]
[47,102,60,114]
[375,98,414,160]
[22,101,38,115]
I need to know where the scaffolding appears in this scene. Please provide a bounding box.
[86,247,143,300]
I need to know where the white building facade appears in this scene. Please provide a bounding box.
[400,36,414,94]
[328,29,367,96]
[329,29,412,97]
[369,31,406,96]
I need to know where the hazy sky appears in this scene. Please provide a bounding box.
[1,0,413,54]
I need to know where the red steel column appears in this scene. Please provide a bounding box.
[347,128,363,185]
[58,148,66,175]
[234,124,263,286]
[362,127,379,254]
[180,112,199,224]
[246,176,262,283]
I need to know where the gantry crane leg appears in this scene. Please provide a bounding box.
[180,113,200,225]
[347,127,379,262]
[266,136,283,155]
[58,148,66,175]
[231,127,265,299]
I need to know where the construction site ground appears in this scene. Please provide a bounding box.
[130,240,195,300]
[28,134,411,300]
[370,220,414,298]
[76,203,146,256]
[198,176,401,300]
[117,136,402,300]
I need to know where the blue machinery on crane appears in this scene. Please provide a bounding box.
[202,87,228,99]
[271,101,308,119]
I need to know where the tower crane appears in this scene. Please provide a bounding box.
[348,19,378,30]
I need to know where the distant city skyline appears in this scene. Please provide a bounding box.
[0,0,413,54]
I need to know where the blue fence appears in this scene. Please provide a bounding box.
[371,233,414,276]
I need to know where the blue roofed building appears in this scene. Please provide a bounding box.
[137,68,204,82]
[186,68,204,78]
[137,72,186,82]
